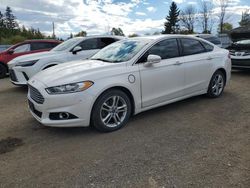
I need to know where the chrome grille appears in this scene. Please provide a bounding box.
[28,85,44,104]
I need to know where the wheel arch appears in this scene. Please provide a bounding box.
[91,86,136,117]
[42,63,58,70]
[0,61,8,73]
[216,68,227,85]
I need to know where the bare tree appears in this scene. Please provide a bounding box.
[180,5,197,33]
[199,0,214,33]
[217,0,231,33]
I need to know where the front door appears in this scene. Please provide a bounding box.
[138,38,185,108]
[67,38,100,61]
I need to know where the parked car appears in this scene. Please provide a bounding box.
[27,35,231,132]
[227,39,250,69]
[8,36,123,85]
[0,39,61,78]
[192,34,222,48]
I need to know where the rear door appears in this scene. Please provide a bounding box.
[179,38,214,95]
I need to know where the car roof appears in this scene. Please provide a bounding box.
[24,39,61,43]
[73,35,125,40]
[130,34,204,41]
[190,34,218,38]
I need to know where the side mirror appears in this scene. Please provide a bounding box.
[72,46,82,54]
[8,49,14,54]
[144,54,161,66]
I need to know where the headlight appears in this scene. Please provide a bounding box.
[16,59,39,67]
[45,81,94,94]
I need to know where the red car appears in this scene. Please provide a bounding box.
[0,39,61,78]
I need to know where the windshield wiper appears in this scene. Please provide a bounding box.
[91,58,111,62]
[91,58,121,63]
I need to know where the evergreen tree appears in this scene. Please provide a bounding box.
[111,27,125,36]
[0,11,5,28]
[162,2,180,34]
[74,31,87,37]
[4,6,18,30]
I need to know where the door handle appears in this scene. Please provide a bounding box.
[207,56,213,60]
[174,61,183,65]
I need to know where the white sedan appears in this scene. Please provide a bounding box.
[8,36,122,85]
[27,35,231,132]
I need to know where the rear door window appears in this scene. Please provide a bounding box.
[180,38,206,56]
[31,42,56,51]
[200,41,214,52]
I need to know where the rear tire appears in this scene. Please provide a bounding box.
[0,63,7,79]
[91,89,132,132]
[207,70,225,98]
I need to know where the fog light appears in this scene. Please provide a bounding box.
[59,112,70,119]
[49,112,78,120]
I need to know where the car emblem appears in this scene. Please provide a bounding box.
[32,80,35,83]
[235,52,245,56]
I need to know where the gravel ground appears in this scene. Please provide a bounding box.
[0,71,249,188]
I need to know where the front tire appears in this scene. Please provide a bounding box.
[207,70,225,98]
[91,89,132,132]
[0,64,7,79]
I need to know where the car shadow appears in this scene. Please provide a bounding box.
[31,120,99,136]
[231,69,250,77]
[0,85,28,95]
[130,95,205,121]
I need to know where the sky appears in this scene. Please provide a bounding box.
[0,0,250,38]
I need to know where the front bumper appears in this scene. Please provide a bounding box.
[27,80,95,127]
[9,67,30,85]
[231,57,250,69]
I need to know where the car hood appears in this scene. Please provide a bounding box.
[8,50,63,66]
[227,43,250,50]
[229,27,250,42]
[31,60,126,87]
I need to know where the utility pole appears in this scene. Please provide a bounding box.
[52,22,55,39]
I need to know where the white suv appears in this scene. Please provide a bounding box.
[8,36,123,85]
[27,35,231,132]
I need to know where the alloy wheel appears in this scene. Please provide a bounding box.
[211,74,224,96]
[100,95,128,128]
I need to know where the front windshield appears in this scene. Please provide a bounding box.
[235,40,250,45]
[52,38,80,51]
[91,39,149,63]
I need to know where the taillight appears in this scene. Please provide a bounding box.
[228,53,231,59]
